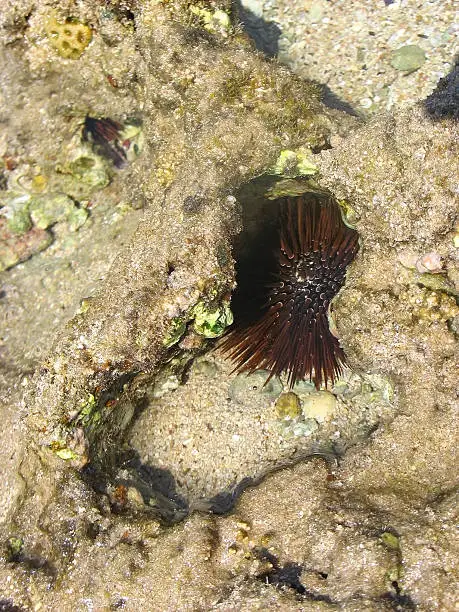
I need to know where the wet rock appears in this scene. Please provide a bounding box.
[291,379,316,395]
[229,370,283,404]
[0,0,457,609]
[291,419,319,437]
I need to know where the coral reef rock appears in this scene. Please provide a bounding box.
[0,0,457,610]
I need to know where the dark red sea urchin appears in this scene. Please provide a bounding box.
[83,116,127,168]
[221,193,359,389]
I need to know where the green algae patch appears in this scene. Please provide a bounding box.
[65,146,111,190]
[192,301,233,338]
[380,532,400,551]
[0,191,88,234]
[0,193,33,234]
[163,298,234,346]
[189,6,232,37]
[337,199,359,227]
[120,121,145,163]
[264,178,333,201]
[271,148,318,178]
[49,439,80,461]
[7,537,24,560]
[163,1,233,39]
[30,194,88,230]
[74,394,99,427]
[54,446,80,461]
[163,317,187,348]
[265,178,314,200]
[413,271,458,298]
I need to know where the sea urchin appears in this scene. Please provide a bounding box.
[83,116,127,168]
[220,192,359,389]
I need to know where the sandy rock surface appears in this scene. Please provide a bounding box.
[0,0,457,610]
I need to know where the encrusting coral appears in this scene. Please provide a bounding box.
[45,17,92,59]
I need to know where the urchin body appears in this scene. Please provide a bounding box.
[83,116,127,168]
[222,194,359,388]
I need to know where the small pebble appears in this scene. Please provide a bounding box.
[127,487,145,507]
[416,252,443,274]
[390,45,426,72]
[360,97,373,109]
[302,391,336,423]
[152,374,180,398]
[397,249,418,269]
[242,0,264,17]
[454,231,459,249]
[309,1,325,22]
[331,380,349,396]
[275,392,301,419]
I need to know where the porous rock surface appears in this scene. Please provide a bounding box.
[0,0,457,610]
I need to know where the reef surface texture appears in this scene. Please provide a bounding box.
[0,0,457,610]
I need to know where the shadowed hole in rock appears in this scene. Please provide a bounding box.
[255,548,306,595]
[82,450,189,524]
[381,590,417,611]
[75,176,367,527]
[5,543,57,579]
[254,548,339,604]
[0,601,26,612]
